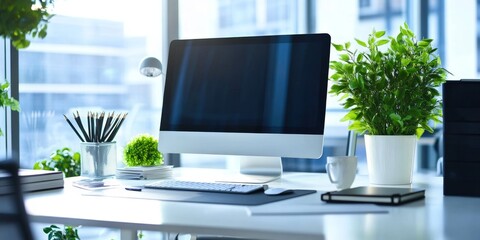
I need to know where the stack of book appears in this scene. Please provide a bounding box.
[0,169,64,194]
[116,165,173,180]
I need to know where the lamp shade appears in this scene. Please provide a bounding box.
[139,57,162,77]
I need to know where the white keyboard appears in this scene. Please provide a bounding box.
[144,180,265,194]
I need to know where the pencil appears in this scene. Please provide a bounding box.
[96,112,105,143]
[106,113,128,142]
[89,112,95,142]
[66,110,127,143]
[74,111,91,142]
[102,113,122,142]
[63,114,84,142]
[87,112,92,142]
[101,112,114,142]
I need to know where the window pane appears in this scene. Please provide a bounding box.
[19,0,164,169]
[179,0,301,39]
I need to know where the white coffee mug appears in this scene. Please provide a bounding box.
[326,156,357,190]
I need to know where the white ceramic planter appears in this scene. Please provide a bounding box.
[364,135,417,185]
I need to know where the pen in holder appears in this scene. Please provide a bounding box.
[64,111,127,179]
[80,141,116,178]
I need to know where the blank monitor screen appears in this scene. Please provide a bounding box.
[159,34,331,159]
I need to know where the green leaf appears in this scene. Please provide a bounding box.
[328,84,343,94]
[332,43,344,51]
[12,39,31,49]
[355,38,367,47]
[356,53,364,62]
[33,162,42,170]
[330,73,342,80]
[348,78,358,89]
[344,98,355,109]
[421,38,433,43]
[389,113,402,122]
[345,42,351,49]
[348,121,367,133]
[418,40,430,47]
[401,59,411,67]
[421,52,429,63]
[339,54,350,62]
[1,82,10,90]
[341,111,357,122]
[376,39,389,46]
[368,34,375,45]
[39,25,48,38]
[73,152,81,161]
[374,30,386,38]
[416,128,425,138]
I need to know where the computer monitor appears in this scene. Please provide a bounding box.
[159,33,331,182]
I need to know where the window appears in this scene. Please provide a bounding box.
[180,0,302,39]
[18,0,164,169]
[6,0,478,173]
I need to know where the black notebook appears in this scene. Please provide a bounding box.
[321,186,425,205]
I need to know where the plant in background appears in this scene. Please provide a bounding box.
[0,82,20,136]
[34,147,81,177]
[124,134,163,166]
[329,23,449,138]
[0,0,53,49]
[43,225,80,240]
[0,0,54,136]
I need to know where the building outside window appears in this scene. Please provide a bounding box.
[18,0,164,170]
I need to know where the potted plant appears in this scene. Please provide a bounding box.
[0,0,54,136]
[329,23,448,185]
[33,147,81,178]
[124,134,164,167]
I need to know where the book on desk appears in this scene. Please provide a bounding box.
[321,186,425,205]
[0,169,64,194]
[116,165,173,180]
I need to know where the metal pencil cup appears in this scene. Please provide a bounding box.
[80,142,117,179]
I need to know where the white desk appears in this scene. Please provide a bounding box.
[24,168,480,240]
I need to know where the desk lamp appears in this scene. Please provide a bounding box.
[139,57,162,77]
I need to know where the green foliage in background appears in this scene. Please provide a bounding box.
[0,0,53,49]
[329,23,449,138]
[0,0,54,137]
[0,82,20,136]
[124,134,163,166]
[34,147,81,178]
[43,225,80,240]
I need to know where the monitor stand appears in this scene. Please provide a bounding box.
[217,156,282,184]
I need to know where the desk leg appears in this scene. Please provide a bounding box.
[120,229,137,240]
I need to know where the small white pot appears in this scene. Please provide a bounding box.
[364,135,417,185]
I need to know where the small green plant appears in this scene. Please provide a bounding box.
[43,225,81,240]
[34,147,81,177]
[0,82,20,136]
[329,23,449,138]
[124,134,163,166]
